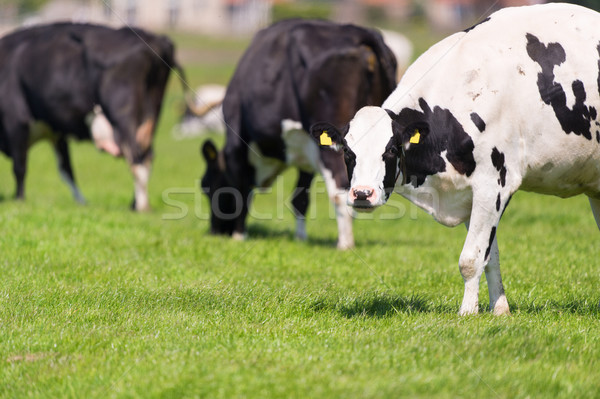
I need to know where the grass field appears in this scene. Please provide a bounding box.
[1,30,600,399]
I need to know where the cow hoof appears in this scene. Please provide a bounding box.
[131,198,151,212]
[458,306,479,316]
[336,240,354,250]
[232,231,247,241]
[491,297,511,316]
[295,230,307,242]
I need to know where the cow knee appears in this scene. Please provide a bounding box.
[459,253,478,280]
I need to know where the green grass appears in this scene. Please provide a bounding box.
[1,31,600,399]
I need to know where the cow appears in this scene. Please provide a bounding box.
[0,22,182,211]
[200,19,397,249]
[317,3,600,313]
[173,84,226,139]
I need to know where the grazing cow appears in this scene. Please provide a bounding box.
[319,3,600,313]
[201,19,397,249]
[0,22,181,211]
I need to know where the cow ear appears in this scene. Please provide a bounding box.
[401,122,429,149]
[309,122,345,149]
[386,109,429,149]
[201,140,219,166]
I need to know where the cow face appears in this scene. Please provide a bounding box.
[201,140,239,235]
[308,122,351,193]
[337,106,429,211]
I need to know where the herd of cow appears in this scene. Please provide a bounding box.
[2,3,599,315]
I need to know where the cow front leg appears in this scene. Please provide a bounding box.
[54,137,86,204]
[290,171,314,241]
[463,220,510,315]
[232,187,251,241]
[333,193,354,250]
[319,167,354,250]
[12,147,27,201]
[8,121,29,200]
[459,196,507,316]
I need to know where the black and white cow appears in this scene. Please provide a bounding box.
[201,19,397,249]
[0,22,180,211]
[319,3,600,313]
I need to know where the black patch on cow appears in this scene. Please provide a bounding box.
[590,107,597,120]
[597,131,600,143]
[485,226,497,261]
[470,112,486,132]
[491,147,507,187]
[496,193,501,212]
[464,17,490,33]
[389,98,476,188]
[526,33,593,140]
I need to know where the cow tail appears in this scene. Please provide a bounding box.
[362,29,398,95]
[172,61,221,117]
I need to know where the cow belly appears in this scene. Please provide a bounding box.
[281,119,320,173]
[87,105,120,157]
[399,175,473,227]
[248,142,287,189]
[28,120,55,147]
[248,120,321,189]
[518,129,600,197]
[521,157,600,197]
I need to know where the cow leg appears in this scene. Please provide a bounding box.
[53,137,86,204]
[333,195,354,250]
[291,171,314,241]
[589,197,600,231]
[318,166,354,250]
[12,148,27,201]
[9,123,29,200]
[232,186,251,241]
[131,158,152,212]
[463,221,509,315]
[459,193,509,316]
[482,231,510,315]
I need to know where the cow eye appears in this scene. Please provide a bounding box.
[382,146,397,160]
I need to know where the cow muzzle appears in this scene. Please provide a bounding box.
[348,185,379,211]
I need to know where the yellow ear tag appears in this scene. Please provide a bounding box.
[320,131,333,146]
[409,129,421,144]
[206,147,217,160]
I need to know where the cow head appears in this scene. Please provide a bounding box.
[330,106,429,211]
[200,140,238,235]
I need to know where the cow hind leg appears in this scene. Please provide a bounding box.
[589,197,600,231]
[13,148,27,201]
[54,137,86,204]
[483,234,510,315]
[131,159,152,212]
[290,171,314,241]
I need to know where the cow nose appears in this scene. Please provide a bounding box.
[353,188,373,201]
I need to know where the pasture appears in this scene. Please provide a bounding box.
[1,30,600,399]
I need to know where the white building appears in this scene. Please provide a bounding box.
[5,0,271,35]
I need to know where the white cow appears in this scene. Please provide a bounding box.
[320,3,600,315]
[173,84,226,139]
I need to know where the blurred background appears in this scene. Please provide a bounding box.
[2,0,599,38]
[1,0,599,204]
